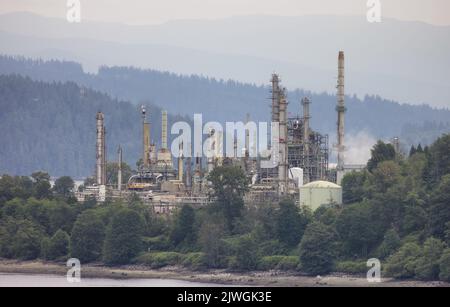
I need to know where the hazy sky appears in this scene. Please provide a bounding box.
[0,0,449,26]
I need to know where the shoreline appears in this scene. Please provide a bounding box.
[0,259,448,287]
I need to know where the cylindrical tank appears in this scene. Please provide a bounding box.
[299,181,342,211]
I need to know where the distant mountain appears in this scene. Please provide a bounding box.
[0,74,187,177]
[1,55,449,143]
[0,12,449,107]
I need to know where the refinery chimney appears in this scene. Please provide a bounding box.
[178,141,184,181]
[117,145,122,191]
[278,89,288,193]
[185,142,192,189]
[162,110,168,150]
[336,51,346,172]
[302,97,311,183]
[142,106,151,169]
[271,74,280,123]
[96,112,106,186]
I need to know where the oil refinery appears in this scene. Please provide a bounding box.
[76,51,365,213]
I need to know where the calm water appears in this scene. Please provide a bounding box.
[0,273,229,287]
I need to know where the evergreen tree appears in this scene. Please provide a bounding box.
[367,141,396,172]
[298,222,336,275]
[70,211,105,263]
[170,205,196,247]
[103,209,145,265]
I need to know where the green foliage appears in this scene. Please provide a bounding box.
[275,199,308,248]
[445,222,450,246]
[335,203,380,258]
[234,234,260,270]
[207,166,249,231]
[53,176,75,199]
[103,209,145,265]
[258,256,299,271]
[0,217,45,260]
[135,252,183,268]
[42,229,70,260]
[298,222,336,275]
[181,252,207,270]
[70,211,106,263]
[439,249,450,282]
[367,141,397,172]
[31,172,52,200]
[334,261,367,274]
[170,205,196,248]
[429,175,450,239]
[198,220,227,268]
[384,243,422,279]
[375,228,401,259]
[427,134,450,183]
[414,237,445,280]
[370,161,401,194]
[342,171,368,204]
[143,235,172,252]
[0,175,33,204]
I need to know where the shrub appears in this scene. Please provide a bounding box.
[335,261,367,274]
[103,209,146,265]
[384,243,421,279]
[42,229,70,260]
[298,222,336,275]
[234,234,260,270]
[135,252,183,268]
[439,249,450,282]
[276,256,299,271]
[70,211,105,263]
[258,256,285,270]
[375,228,401,259]
[143,235,172,252]
[181,252,207,270]
[258,256,299,271]
[415,237,445,280]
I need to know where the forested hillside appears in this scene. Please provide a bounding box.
[0,75,186,177]
[1,55,449,142]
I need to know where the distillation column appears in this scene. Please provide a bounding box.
[278,89,288,193]
[142,106,151,169]
[337,51,346,169]
[96,112,106,186]
[302,97,311,183]
[336,51,346,183]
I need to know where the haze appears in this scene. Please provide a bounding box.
[1,0,450,26]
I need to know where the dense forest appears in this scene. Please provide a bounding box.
[0,134,450,282]
[1,55,449,141]
[0,75,187,177]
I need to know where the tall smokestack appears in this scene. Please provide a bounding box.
[271,74,280,123]
[178,141,184,181]
[117,145,122,191]
[96,112,106,185]
[337,51,346,171]
[302,97,311,183]
[162,110,168,150]
[186,142,192,189]
[302,97,311,145]
[207,128,215,174]
[142,105,151,169]
[278,89,288,193]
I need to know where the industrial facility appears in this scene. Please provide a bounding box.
[77,51,363,212]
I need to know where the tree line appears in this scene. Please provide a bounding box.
[0,134,450,282]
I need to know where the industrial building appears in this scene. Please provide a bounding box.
[77,51,355,212]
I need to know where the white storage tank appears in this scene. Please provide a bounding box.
[299,180,342,211]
